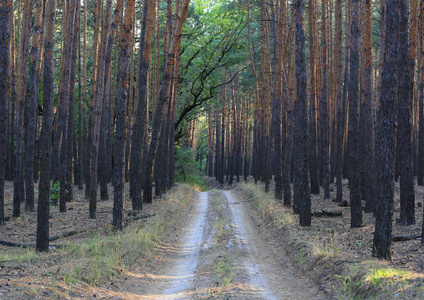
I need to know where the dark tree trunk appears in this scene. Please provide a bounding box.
[113,0,134,230]
[320,0,330,199]
[6,8,15,183]
[14,0,33,217]
[131,0,155,208]
[64,0,79,205]
[0,0,11,226]
[89,0,112,219]
[335,0,343,203]
[342,0,351,181]
[348,0,362,228]
[215,110,221,183]
[397,0,415,226]
[25,0,43,212]
[58,0,77,212]
[220,99,226,185]
[359,0,375,213]
[36,0,55,252]
[293,0,311,226]
[418,2,424,186]
[98,95,109,201]
[76,29,83,190]
[308,0,319,195]
[372,0,398,260]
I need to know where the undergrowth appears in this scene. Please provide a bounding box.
[174,146,208,191]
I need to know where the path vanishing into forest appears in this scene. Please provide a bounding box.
[122,190,323,299]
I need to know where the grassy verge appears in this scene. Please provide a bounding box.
[0,184,196,297]
[60,184,195,285]
[236,183,424,299]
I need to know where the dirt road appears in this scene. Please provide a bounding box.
[126,190,323,299]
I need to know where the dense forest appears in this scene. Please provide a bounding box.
[0,0,424,267]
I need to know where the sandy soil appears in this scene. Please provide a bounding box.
[119,190,323,299]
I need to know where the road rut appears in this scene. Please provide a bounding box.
[126,190,322,299]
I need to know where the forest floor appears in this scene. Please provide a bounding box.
[0,178,424,299]
[229,177,424,299]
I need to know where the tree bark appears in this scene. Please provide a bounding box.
[397,0,415,226]
[348,0,362,228]
[334,0,343,203]
[293,0,310,226]
[308,0,319,195]
[0,0,11,226]
[89,0,112,218]
[373,0,398,260]
[113,0,135,230]
[143,0,191,203]
[24,0,43,212]
[130,0,156,209]
[36,0,55,252]
[359,0,375,213]
[320,0,330,199]
[13,0,33,217]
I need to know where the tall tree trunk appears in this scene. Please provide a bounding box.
[143,0,191,203]
[308,0,319,195]
[85,0,102,200]
[320,0,330,199]
[373,0,398,260]
[130,0,156,209]
[64,0,79,204]
[334,0,343,203]
[98,0,123,201]
[89,0,112,218]
[293,0,310,226]
[13,0,33,217]
[56,0,77,212]
[359,0,375,213]
[36,0,55,252]
[6,2,15,182]
[24,0,43,212]
[260,0,271,185]
[397,0,415,226]
[113,0,135,230]
[0,0,11,225]
[348,0,362,228]
[418,0,424,186]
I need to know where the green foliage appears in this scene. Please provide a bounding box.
[174,146,207,191]
[50,181,60,203]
